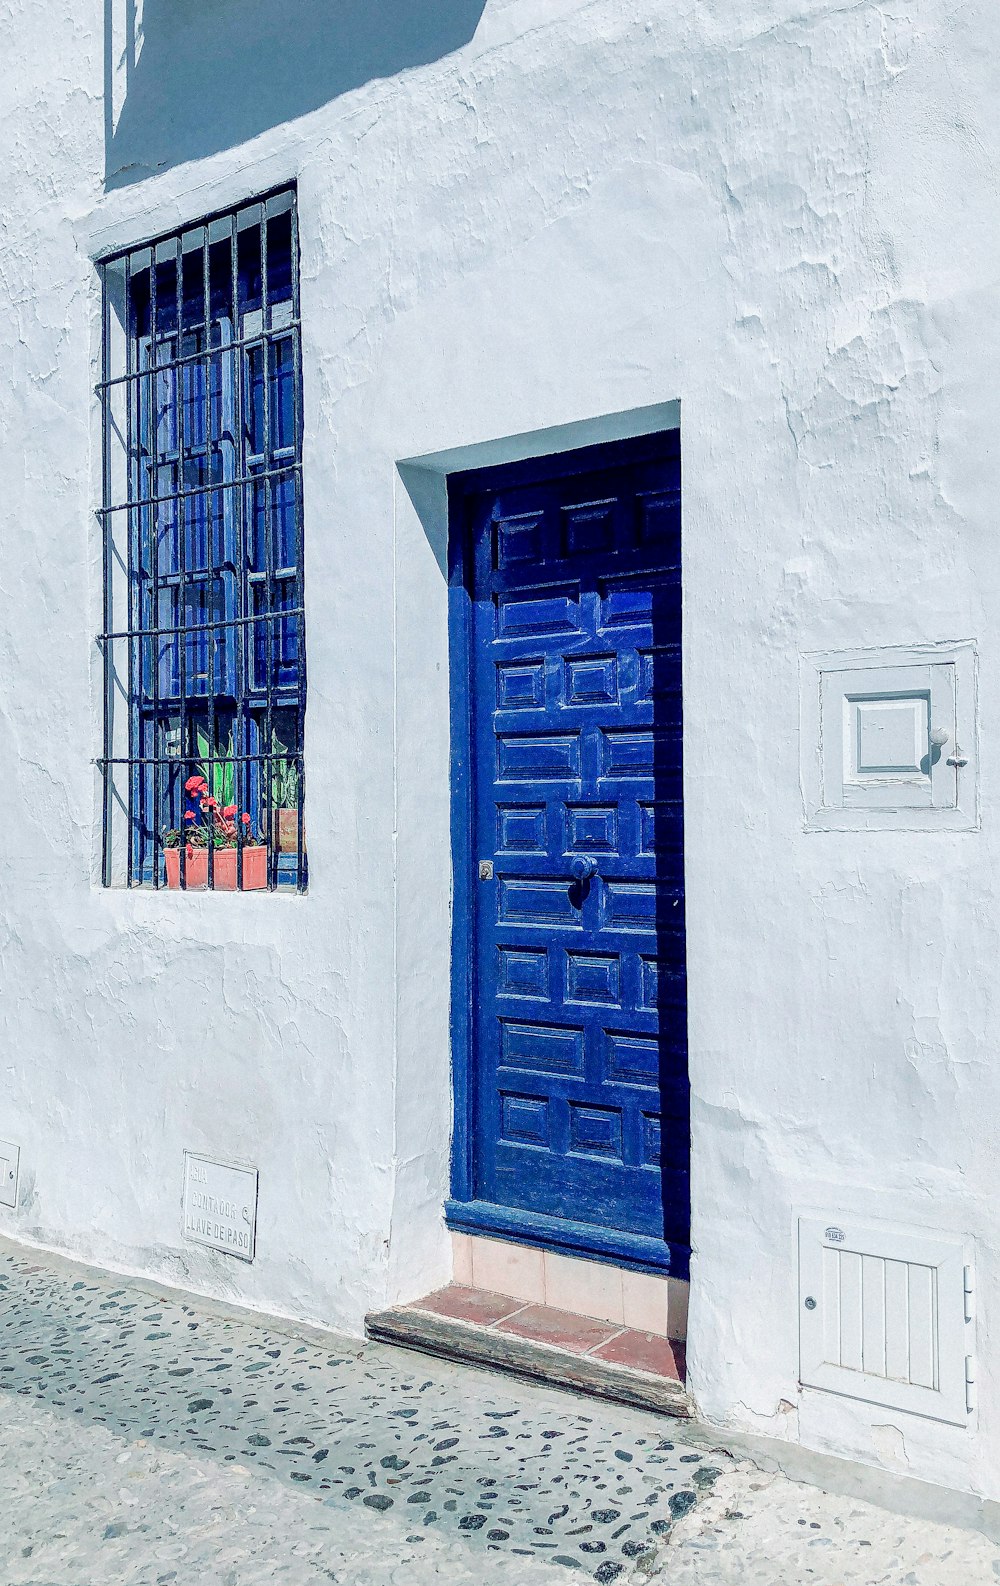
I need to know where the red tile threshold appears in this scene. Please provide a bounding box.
[496,1303,619,1355]
[406,1285,684,1384]
[592,1328,685,1381]
[406,1284,525,1327]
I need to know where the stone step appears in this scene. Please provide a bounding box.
[366,1284,693,1419]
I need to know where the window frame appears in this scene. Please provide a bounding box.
[97,186,307,893]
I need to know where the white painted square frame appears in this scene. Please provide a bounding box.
[799,1216,971,1426]
[800,641,978,831]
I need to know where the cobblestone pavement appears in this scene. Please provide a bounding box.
[1,1241,999,1585]
[0,1241,727,1583]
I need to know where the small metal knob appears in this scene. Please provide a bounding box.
[804,1296,817,1311]
[570,855,598,882]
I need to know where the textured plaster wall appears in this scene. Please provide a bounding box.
[1,0,999,1501]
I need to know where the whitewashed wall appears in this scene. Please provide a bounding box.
[1,0,999,1503]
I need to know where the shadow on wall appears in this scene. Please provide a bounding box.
[105,0,488,189]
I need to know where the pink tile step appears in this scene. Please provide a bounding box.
[496,1304,621,1355]
[370,1290,692,1415]
[591,1329,686,1381]
[398,1287,687,1390]
[408,1285,524,1327]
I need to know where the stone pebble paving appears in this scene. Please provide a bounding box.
[0,1392,582,1586]
[4,1402,1000,1586]
[0,1242,725,1581]
[652,1462,1000,1585]
[3,1241,1000,1585]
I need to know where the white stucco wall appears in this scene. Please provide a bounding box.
[1,0,999,1503]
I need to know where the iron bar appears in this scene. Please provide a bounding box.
[202,225,218,893]
[97,605,304,644]
[149,244,163,886]
[124,249,136,888]
[232,205,248,891]
[95,321,302,393]
[260,205,276,891]
[290,194,306,892]
[175,229,190,890]
[99,457,298,518]
[98,752,291,766]
[100,256,113,888]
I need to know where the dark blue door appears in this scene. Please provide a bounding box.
[450,432,689,1272]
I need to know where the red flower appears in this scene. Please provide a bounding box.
[183,811,196,822]
[222,804,237,818]
[185,775,207,793]
[201,796,218,809]
[241,813,251,824]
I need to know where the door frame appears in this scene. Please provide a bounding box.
[443,432,690,1278]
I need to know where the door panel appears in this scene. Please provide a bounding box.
[455,434,689,1259]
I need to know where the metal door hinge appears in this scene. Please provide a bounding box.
[964,1264,976,1324]
[966,1354,976,1415]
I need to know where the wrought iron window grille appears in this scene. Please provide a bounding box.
[98,186,306,892]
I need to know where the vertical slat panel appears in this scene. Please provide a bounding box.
[838,1250,863,1371]
[821,1245,840,1364]
[798,1219,967,1424]
[861,1254,886,1376]
[883,1258,910,1382]
[907,1263,936,1389]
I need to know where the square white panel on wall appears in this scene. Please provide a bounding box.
[798,1218,972,1426]
[0,1140,18,1208]
[800,642,977,830]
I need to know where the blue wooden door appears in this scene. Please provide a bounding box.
[450,433,689,1272]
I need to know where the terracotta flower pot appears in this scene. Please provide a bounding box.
[164,846,268,892]
[272,808,304,854]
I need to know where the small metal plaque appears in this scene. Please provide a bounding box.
[183,1153,258,1262]
[478,860,494,881]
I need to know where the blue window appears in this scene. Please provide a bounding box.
[98,188,306,891]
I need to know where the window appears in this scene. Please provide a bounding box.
[98,187,306,891]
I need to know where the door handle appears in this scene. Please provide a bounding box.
[570,855,598,882]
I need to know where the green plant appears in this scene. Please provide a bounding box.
[270,733,300,809]
[196,726,236,810]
